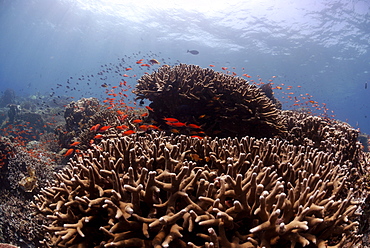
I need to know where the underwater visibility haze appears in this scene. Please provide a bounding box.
[0,0,369,133]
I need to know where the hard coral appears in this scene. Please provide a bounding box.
[32,132,359,247]
[283,111,362,167]
[134,64,285,138]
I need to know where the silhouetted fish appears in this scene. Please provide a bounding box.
[187,50,199,55]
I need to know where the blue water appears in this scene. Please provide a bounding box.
[0,0,369,134]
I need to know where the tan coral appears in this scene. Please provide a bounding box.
[32,132,360,247]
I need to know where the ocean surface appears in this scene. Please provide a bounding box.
[0,0,369,134]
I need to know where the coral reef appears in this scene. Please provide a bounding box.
[0,136,56,246]
[134,64,285,138]
[32,132,360,247]
[283,111,362,167]
[0,243,19,247]
[55,97,122,150]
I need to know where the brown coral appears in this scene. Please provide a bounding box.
[283,111,361,163]
[134,64,285,138]
[32,132,360,247]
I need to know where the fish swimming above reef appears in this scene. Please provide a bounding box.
[187,50,199,55]
[149,59,160,65]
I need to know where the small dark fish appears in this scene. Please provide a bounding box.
[187,50,199,55]
[365,82,368,89]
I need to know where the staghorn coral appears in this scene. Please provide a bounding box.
[283,111,363,169]
[134,64,285,138]
[32,132,360,247]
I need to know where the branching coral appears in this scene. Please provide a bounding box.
[32,132,360,247]
[134,64,285,138]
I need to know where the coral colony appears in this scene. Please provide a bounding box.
[1,64,369,247]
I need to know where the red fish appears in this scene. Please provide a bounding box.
[136,59,144,64]
[123,74,129,77]
[148,125,159,130]
[221,67,228,70]
[122,130,135,135]
[163,117,179,122]
[145,106,154,112]
[138,125,148,131]
[94,134,103,139]
[99,126,111,132]
[90,124,101,131]
[125,68,132,71]
[209,65,215,67]
[187,123,202,129]
[116,125,129,130]
[70,141,80,146]
[64,148,74,156]
[191,135,203,139]
[132,119,142,124]
[166,122,186,127]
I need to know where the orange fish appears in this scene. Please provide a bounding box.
[149,59,160,65]
[221,67,228,70]
[148,125,159,130]
[138,125,148,131]
[141,113,148,117]
[187,123,202,129]
[125,68,132,71]
[132,119,143,124]
[136,59,143,64]
[99,126,111,132]
[209,65,215,67]
[191,135,203,139]
[166,122,186,127]
[64,148,74,156]
[116,125,129,130]
[141,64,151,67]
[122,130,135,135]
[242,74,251,78]
[145,106,154,112]
[70,141,80,146]
[94,134,103,139]
[163,117,179,122]
[90,124,101,131]
[123,74,129,77]
[116,110,125,115]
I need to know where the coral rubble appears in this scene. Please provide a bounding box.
[32,132,360,247]
[134,64,285,138]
